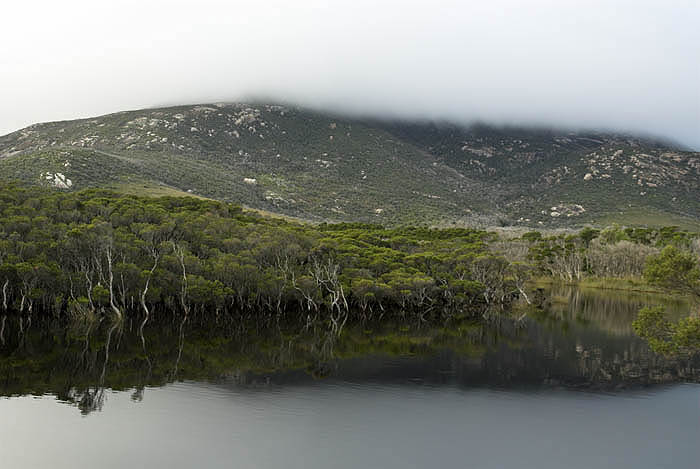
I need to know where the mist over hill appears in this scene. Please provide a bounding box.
[1,103,698,228]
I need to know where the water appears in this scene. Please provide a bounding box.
[1,287,698,468]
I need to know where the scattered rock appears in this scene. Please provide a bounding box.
[547,203,586,218]
[41,172,73,189]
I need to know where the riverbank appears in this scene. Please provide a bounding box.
[530,276,686,297]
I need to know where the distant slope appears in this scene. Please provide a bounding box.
[377,121,700,226]
[1,103,698,227]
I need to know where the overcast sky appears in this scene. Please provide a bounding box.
[2,0,699,148]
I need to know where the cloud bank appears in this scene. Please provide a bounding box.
[2,0,699,148]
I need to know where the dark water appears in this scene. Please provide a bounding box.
[1,287,699,468]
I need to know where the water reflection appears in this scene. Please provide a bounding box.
[0,288,698,413]
[545,284,691,335]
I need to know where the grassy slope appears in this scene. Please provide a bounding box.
[591,209,700,231]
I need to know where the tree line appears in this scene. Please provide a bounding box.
[1,182,698,354]
[0,183,529,329]
[632,244,700,356]
[518,225,699,281]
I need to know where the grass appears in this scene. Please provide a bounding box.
[576,277,666,294]
[108,182,210,199]
[111,182,309,222]
[592,208,700,231]
[531,275,689,297]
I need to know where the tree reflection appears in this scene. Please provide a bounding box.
[0,287,698,413]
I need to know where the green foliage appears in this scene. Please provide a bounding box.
[578,227,599,246]
[523,225,699,282]
[521,231,542,242]
[0,183,527,321]
[644,246,700,296]
[599,225,630,244]
[1,177,697,338]
[633,307,700,356]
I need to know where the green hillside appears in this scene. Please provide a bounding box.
[1,103,698,227]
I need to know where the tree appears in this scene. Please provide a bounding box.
[633,307,700,357]
[644,245,700,297]
[634,246,700,356]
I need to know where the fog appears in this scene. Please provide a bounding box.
[1,0,698,148]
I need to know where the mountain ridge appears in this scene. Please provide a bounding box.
[1,102,698,228]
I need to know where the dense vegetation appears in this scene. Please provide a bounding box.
[517,225,700,282]
[632,246,700,356]
[1,182,698,355]
[0,183,527,329]
[510,226,700,356]
[1,103,699,227]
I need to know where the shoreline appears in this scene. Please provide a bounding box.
[530,276,686,297]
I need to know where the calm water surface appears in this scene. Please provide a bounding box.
[1,287,698,468]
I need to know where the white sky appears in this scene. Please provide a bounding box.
[1,0,699,148]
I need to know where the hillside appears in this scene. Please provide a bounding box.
[1,103,698,227]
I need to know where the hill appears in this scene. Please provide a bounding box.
[1,103,698,227]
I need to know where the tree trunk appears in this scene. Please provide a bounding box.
[139,255,159,348]
[0,315,5,345]
[172,243,190,316]
[106,247,122,320]
[84,270,95,311]
[1,279,8,311]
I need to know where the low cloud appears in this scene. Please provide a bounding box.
[2,0,698,148]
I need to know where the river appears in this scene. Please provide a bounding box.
[1,286,698,468]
